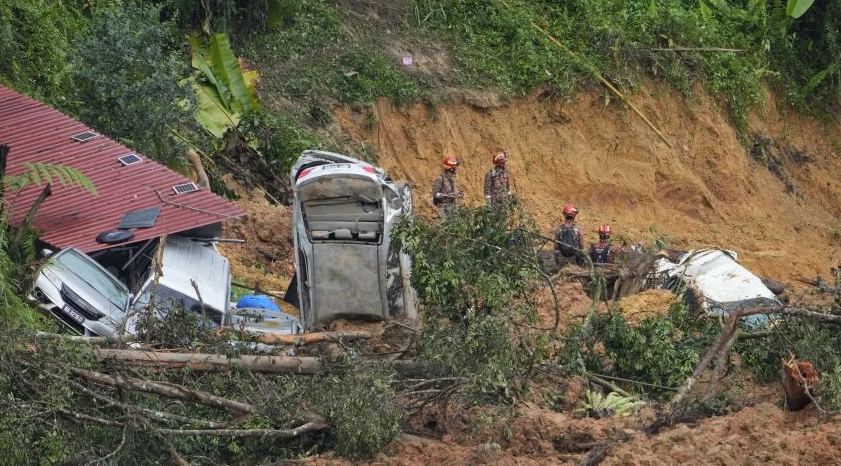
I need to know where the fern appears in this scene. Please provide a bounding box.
[6,163,98,195]
[575,389,645,418]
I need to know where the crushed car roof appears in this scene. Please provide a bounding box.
[0,85,244,252]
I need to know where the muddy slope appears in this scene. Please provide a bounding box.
[334,83,841,282]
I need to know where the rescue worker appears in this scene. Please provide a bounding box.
[554,205,585,267]
[432,156,463,218]
[589,224,628,264]
[484,151,512,206]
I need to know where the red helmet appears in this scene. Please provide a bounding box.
[442,156,459,169]
[562,205,578,218]
[492,151,507,166]
[598,224,612,235]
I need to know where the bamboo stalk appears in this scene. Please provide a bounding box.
[529,21,674,148]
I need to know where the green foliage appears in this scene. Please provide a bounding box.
[6,162,97,194]
[736,314,841,410]
[575,390,645,418]
[407,0,773,127]
[243,1,421,106]
[769,0,841,110]
[309,361,401,459]
[786,0,816,18]
[171,0,299,34]
[238,109,322,176]
[397,205,548,396]
[331,49,422,104]
[239,0,343,62]
[188,32,260,138]
[562,302,718,398]
[73,2,194,164]
[0,0,87,106]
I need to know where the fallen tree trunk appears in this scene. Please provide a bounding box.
[156,422,328,438]
[254,331,371,345]
[96,349,323,374]
[670,307,775,409]
[795,276,840,294]
[37,330,372,347]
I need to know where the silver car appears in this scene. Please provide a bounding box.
[30,248,134,336]
[288,150,416,329]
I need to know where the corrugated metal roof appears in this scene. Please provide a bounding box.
[0,85,245,253]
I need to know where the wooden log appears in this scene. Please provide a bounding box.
[254,331,371,345]
[36,330,371,348]
[96,349,323,374]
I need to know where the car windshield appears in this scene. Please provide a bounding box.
[53,250,128,308]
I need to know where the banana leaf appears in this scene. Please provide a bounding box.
[190,79,240,138]
[185,32,260,138]
[786,0,815,18]
[209,33,257,114]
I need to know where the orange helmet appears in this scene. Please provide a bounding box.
[442,156,459,169]
[562,205,578,218]
[598,224,612,235]
[492,151,507,166]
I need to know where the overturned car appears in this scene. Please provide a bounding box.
[287,150,416,329]
[658,248,782,327]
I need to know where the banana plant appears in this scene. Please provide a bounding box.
[786,0,815,18]
[186,32,260,138]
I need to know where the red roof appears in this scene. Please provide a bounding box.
[0,85,245,253]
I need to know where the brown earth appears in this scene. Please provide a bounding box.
[333,82,841,285]
[219,177,294,294]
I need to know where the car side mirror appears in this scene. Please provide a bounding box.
[40,249,53,259]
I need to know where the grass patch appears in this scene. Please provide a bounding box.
[242,0,421,106]
[407,0,797,128]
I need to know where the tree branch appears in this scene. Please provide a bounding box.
[156,421,328,438]
[69,367,264,416]
[96,349,323,374]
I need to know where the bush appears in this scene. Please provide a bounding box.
[737,315,841,410]
[406,0,801,127]
[73,2,194,164]
[0,0,88,106]
[397,205,549,397]
[562,301,718,398]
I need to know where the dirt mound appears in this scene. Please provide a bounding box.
[602,403,841,466]
[333,82,841,285]
[219,178,294,293]
[618,289,677,324]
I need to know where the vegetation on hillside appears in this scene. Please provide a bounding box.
[2,0,840,182]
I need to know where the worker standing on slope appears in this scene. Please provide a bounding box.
[589,224,628,265]
[554,205,585,267]
[432,156,463,219]
[484,151,513,206]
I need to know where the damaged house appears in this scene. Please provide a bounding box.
[0,85,296,336]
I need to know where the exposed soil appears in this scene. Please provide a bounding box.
[219,177,294,294]
[603,403,841,466]
[333,82,841,285]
